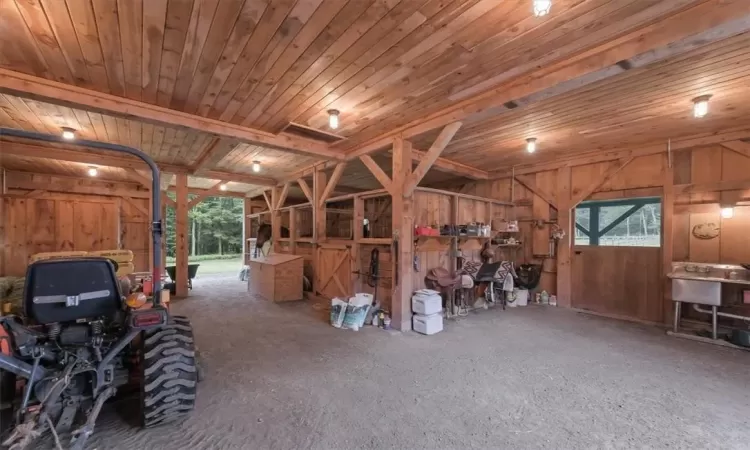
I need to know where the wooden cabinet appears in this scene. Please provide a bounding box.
[247,254,304,302]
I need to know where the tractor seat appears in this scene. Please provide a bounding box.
[24,258,123,324]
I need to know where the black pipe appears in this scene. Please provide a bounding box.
[1,128,163,302]
[0,352,44,381]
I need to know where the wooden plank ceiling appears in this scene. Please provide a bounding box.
[1,0,749,193]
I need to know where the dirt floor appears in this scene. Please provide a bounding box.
[78,273,750,449]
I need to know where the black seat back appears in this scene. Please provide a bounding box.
[24,258,122,324]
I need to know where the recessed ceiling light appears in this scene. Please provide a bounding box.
[88,166,98,177]
[693,95,711,118]
[533,0,552,17]
[526,137,537,153]
[219,184,227,191]
[252,161,261,173]
[328,109,340,129]
[62,127,76,140]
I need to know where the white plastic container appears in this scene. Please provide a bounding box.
[514,289,528,307]
[411,290,442,315]
[413,313,443,335]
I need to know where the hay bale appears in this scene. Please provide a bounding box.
[2,277,25,314]
[0,277,15,299]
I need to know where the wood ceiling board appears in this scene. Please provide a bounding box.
[339,0,750,157]
[0,153,136,183]
[407,32,750,168]
[214,142,322,179]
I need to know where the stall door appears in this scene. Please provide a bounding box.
[572,246,663,323]
[316,246,353,299]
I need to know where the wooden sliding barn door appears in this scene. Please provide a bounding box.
[572,246,663,323]
[316,245,353,299]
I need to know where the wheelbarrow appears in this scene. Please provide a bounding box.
[166,264,200,291]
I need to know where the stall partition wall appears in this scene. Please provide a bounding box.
[0,195,150,277]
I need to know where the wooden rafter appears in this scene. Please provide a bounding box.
[359,155,392,194]
[570,158,634,207]
[491,128,750,178]
[675,179,750,195]
[4,171,149,198]
[514,175,558,210]
[405,122,462,196]
[297,178,313,203]
[126,169,151,190]
[276,183,290,210]
[721,141,750,159]
[190,138,222,172]
[341,1,750,159]
[188,181,226,208]
[0,69,344,160]
[262,191,273,211]
[161,193,176,208]
[408,149,487,179]
[319,162,347,207]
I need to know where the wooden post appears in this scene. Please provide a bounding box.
[175,174,189,298]
[392,138,414,331]
[271,186,280,252]
[352,195,364,292]
[243,198,252,264]
[313,167,327,242]
[289,206,297,255]
[662,154,675,324]
[556,166,572,308]
[161,199,167,275]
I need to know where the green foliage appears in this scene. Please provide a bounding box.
[165,196,244,257]
[166,254,242,263]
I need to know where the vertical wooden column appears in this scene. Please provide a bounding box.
[352,195,364,292]
[289,207,297,254]
[243,198,252,263]
[313,168,327,242]
[662,153,675,324]
[271,187,280,252]
[175,174,189,298]
[392,138,414,331]
[161,199,167,274]
[556,166,572,308]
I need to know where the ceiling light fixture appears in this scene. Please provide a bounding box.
[533,0,552,17]
[693,95,711,118]
[219,184,228,191]
[721,206,734,219]
[526,138,537,153]
[252,161,261,173]
[88,166,98,177]
[328,109,340,129]
[62,127,76,140]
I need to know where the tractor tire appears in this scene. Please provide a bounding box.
[140,316,198,428]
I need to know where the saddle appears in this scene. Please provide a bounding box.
[425,267,462,291]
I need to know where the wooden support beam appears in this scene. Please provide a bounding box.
[405,122,462,196]
[342,1,750,158]
[188,181,226,208]
[556,166,572,309]
[352,195,363,292]
[4,171,150,198]
[121,196,149,217]
[289,206,297,254]
[360,155,392,194]
[391,137,413,331]
[318,162,347,207]
[126,169,151,190]
[407,149,487,179]
[514,175,558,210]
[297,178,313,203]
[175,174,189,298]
[276,182,290,210]
[674,179,750,195]
[271,186,281,250]
[491,128,750,178]
[313,169,327,243]
[662,154,675,325]
[721,141,750,159]
[0,69,344,160]
[161,193,176,208]
[190,138,225,172]
[570,158,633,207]
[262,191,273,211]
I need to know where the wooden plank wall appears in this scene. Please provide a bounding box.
[456,145,750,324]
[0,195,131,276]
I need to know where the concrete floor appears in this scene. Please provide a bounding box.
[84,274,750,449]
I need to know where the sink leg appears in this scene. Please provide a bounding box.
[673,302,681,333]
[711,305,718,340]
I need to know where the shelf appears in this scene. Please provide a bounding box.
[296,237,314,243]
[277,238,291,242]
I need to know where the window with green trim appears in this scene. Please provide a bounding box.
[574,198,661,247]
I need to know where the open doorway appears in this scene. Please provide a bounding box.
[164,195,245,288]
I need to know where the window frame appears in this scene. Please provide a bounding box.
[575,197,661,247]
